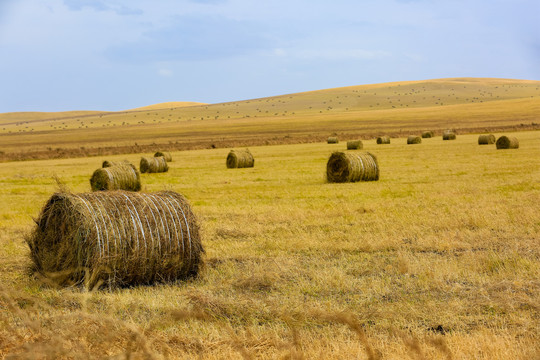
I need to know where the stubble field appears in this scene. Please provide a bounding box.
[0,130,538,359]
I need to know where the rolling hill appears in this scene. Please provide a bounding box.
[1,77,539,161]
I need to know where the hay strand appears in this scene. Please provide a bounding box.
[327,137,339,144]
[443,130,456,140]
[326,151,379,183]
[478,134,496,145]
[226,149,254,168]
[421,131,434,138]
[496,136,519,149]
[407,136,422,144]
[376,136,390,144]
[154,151,172,162]
[27,190,204,288]
[90,163,141,192]
[346,140,363,150]
[140,156,169,173]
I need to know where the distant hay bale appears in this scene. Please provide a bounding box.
[140,156,169,173]
[407,136,422,144]
[27,190,204,288]
[226,149,254,168]
[376,136,390,144]
[326,151,379,183]
[496,136,519,149]
[90,163,141,192]
[346,140,363,150]
[327,137,339,144]
[154,151,172,162]
[442,130,456,140]
[478,134,496,145]
[102,160,131,168]
[421,131,434,138]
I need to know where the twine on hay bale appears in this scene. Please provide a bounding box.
[226,149,254,168]
[154,151,172,162]
[422,131,434,138]
[376,136,390,144]
[496,136,519,149]
[478,134,496,145]
[443,130,456,140]
[27,190,204,288]
[327,137,339,144]
[90,163,141,192]
[102,160,131,168]
[347,140,363,150]
[326,151,379,183]
[407,136,422,144]
[140,156,169,173]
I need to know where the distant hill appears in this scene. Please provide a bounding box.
[1,77,539,161]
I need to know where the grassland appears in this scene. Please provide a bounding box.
[1,131,538,358]
[1,77,539,161]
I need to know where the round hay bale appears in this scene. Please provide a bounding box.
[421,131,434,138]
[326,151,379,183]
[226,149,254,168]
[496,136,519,149]
[102,160,131,168]
[407,136,422,144]
[346,140,363,150]
[27,190,204,288]
[478,134,496,145]
[327,137,339,144]
[90,163,141,192]
[376,136,390,144]
[154,151,172,162]
[442,131,456,140]
[140,156,169,173]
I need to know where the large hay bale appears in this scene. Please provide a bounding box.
[327,137,339,144]
[496,136,519,149]
[90,163,141,192]
[346,140,363,150]
[226,149,254,168]
[140,156,169,173]
[442,130,456,140]
[27,190,204,288]
[326,151,379,183]
[376,136,390,144]
[154,151,172,162]
[102,160,131,168]
[421,131,434,138]
[407,136,422,144]
[478,134,496,145]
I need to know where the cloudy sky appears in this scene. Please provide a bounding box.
[1,0,539,112]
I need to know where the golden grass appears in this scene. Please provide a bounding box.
[1,78,539,160]
[0,131,539,358]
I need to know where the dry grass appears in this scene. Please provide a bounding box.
[0,130,539,358]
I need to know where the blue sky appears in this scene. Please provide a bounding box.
[0,0,539,112]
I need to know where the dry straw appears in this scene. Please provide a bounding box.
[478,134,496,145]
[27,190,204,288]
[90,163,141,192]
[407,136,422,144]
[421,131,434,138]
[102,160,131,168]
[376,136,390,144]
[140,156,169,173]
[327,137,339,144]
[346,140,363,150]
[154,151,172,162]
[443,130,456,140]
[226,149,254,168]
[496,136,519,149]
[326,151,379,183]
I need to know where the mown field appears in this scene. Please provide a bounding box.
[0,131,538,359]
[1,78,540,161]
